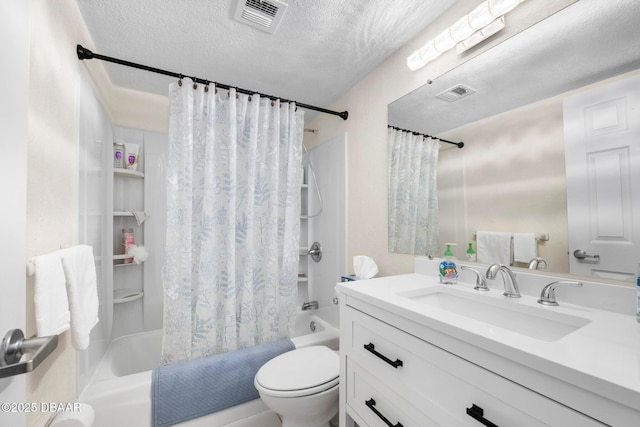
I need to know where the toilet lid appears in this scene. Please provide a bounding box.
[255,346,339,394]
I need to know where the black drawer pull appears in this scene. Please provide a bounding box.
[364,343,403,368]
[366,398,404,427]
[466,404,499,427]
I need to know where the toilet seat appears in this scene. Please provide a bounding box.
[255,346,339,398]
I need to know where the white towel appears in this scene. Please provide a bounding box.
[131,211,150,226]
[514,233,537,263]
[33,253,70,337]
[477,231,512,265]
[60,245,99,351]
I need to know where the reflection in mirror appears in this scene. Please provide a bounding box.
[387,127,439,256]
[388,0,640,281]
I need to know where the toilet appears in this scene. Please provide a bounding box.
[254,345,339,427]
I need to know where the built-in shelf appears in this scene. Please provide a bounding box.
[298,277,308,283]
[114,168,144,178]
[113,253,145,267]
[113,289,144,304]
[113,211,135,217]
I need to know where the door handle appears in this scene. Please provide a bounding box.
[0,329,58,378]
[573,249,600,261]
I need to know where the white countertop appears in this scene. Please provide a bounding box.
[337,270,640,414]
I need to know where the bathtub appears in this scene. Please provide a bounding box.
[79,312,339,427]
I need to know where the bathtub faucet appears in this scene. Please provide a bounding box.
[301,300,319,310]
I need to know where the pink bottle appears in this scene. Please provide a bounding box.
[122,229,135,263]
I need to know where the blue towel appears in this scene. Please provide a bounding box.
[151,338,295,427]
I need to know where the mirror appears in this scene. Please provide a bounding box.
[388,0,640,280]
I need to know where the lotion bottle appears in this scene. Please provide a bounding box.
[439,243,458,285]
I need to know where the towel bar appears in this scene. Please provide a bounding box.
[26,244,73,276]
[472,232,549,242]
[0,329,59,378]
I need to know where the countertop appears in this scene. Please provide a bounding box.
[337,271,640,415]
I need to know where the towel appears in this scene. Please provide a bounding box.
[60,245,99,350]
[513,233,537,263]
[477,231,512,265]
[32,252,71,337]
[151,338,295,427]
[131,210,150,226]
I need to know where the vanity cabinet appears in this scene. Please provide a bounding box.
[340,301,606,426]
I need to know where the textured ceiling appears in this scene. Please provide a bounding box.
[76,0,456,116]
[389,0,640,137]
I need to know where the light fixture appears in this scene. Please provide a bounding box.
[407,0,526,71]
[456,16,505,54]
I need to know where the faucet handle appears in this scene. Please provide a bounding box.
[461,266,489,291]
[537,280,583,306]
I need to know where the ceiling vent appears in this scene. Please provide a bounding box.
[233,0,288,34]
[436,84,476,102]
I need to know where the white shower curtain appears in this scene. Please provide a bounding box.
[388,127,439,256]
[162,80,303,364]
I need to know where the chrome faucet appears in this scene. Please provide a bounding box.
[486,264,521,298]
[301,300,319,310]
[537,281,582,306]
[528,257,548,270]
[460,266,489,291]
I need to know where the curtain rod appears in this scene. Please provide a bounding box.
[76,44,349,121]
[389,125,464,149]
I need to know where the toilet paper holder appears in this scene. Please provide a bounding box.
[0,329,58,378]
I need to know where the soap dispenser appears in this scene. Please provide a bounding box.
[439,243,458,285]
[466,242,476,262]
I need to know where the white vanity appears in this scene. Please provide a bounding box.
[337,258,640,426]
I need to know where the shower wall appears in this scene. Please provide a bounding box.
[77,73,168,393]
[77,69,113,394]
[307,133,347,327]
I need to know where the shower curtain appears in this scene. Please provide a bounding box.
[162,80,304,364]
[388,127,439,256]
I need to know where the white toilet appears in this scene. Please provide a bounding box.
[254,345,339,427]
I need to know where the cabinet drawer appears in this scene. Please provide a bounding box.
[344,307,604,426]
[346,357,444,427]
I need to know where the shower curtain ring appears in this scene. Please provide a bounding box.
[192,78,198,89]
[178,74,184,87]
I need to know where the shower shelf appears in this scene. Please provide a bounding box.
[113,289,144,304]
[113,253,144,266]
[114,168,144,178]
[113,211,134,217]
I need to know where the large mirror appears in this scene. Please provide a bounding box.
[388,0,640,281]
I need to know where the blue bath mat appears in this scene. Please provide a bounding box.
[151,338,295,427]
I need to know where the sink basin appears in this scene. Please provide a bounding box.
[397,287,591,342]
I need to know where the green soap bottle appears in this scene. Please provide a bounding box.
[466,242,476,262]
[439,243,458,285]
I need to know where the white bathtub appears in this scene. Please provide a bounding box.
[79,312,339,427]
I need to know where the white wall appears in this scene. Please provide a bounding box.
[0,1,30,426]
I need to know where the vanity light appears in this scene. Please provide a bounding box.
[407,0,527,71]
[457,16,505,54]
